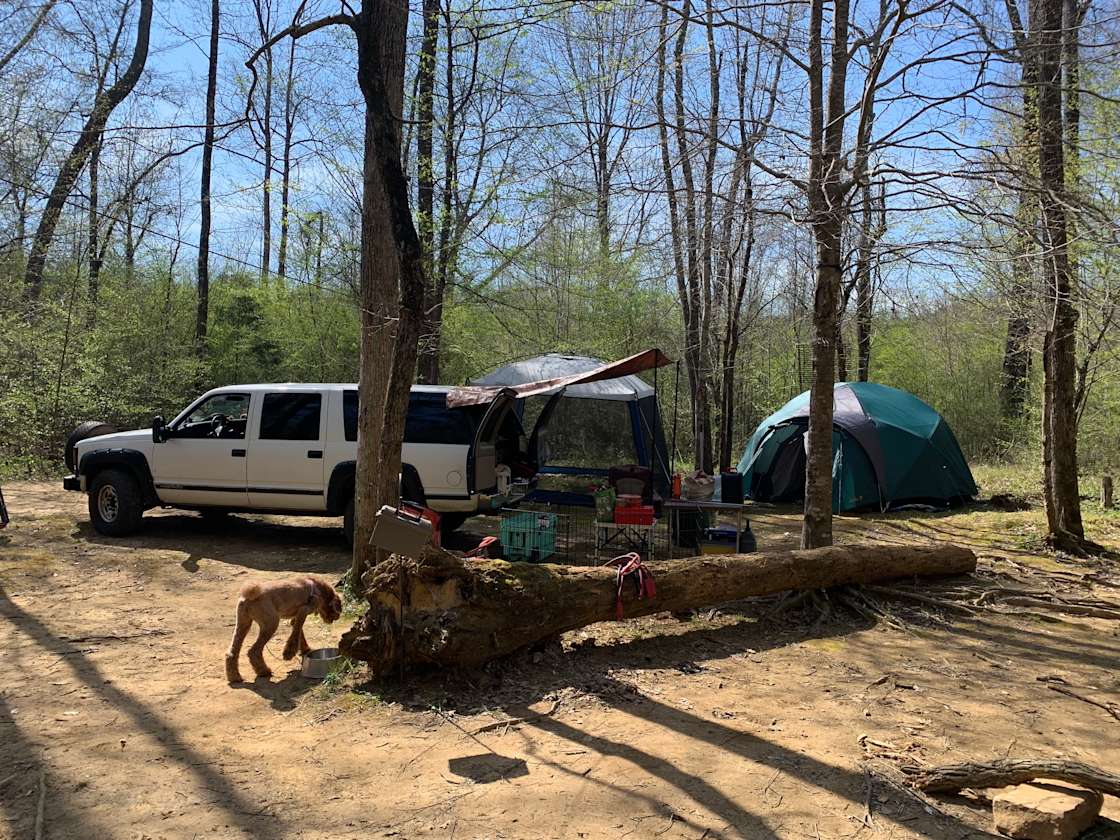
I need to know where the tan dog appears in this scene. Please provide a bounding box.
[225,576,343,683]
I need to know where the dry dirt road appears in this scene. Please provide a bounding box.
[2,481,1119,839]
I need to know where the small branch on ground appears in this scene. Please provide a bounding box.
[470,699,562,735]
[1044,683,1120,722]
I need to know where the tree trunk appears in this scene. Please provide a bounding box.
[339,543,976,673]
[596,131,610,260]
[415,0,439,384]
[854,182,879,382]
[802,0,850,549]
[23,0,153,299]
[1035,0,1084,547]
[277,34,297,280]
[1000,124,1036,422]
[350,0,427,579]
[253,0,274,282]
[261,56,273,281]
[316,210,324,284]
[86,133,102,311]
[196,0,219,352]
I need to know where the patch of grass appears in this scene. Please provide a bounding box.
[335,575,369,620]
[971,461,1042,501]
[313,655,360,698]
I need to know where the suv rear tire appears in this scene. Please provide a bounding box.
[89,469,143,536]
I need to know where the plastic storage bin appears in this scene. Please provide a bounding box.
[500,510,558,562]
[614,504,655,525]
[699,524,756,554]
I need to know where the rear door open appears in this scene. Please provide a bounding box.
[467,388,517,494]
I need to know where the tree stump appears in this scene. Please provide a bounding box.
[339,543,977,673]
[1102,475,1114,510]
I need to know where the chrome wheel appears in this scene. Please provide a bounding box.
[97,484,119,523]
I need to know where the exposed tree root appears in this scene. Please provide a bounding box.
[907,758,1120,797]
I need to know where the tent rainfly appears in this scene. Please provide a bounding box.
[472,353,671,493]
[737,382,977,512]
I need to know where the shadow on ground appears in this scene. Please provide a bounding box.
[0,583,288,839]
[75,513,349,574]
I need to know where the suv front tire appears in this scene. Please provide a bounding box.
[89,469,144,537]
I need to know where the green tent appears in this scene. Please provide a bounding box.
[736,382,977,513]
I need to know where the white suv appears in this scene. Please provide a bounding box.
[63,383,557,542]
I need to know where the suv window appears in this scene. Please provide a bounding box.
[407,397,475,445]
[346,391,475,445]
[176,393,250,439]
[260,393,322,441]
[344,390,358,442]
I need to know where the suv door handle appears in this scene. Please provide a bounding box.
[231,449,246,457]
[307,450,323,459]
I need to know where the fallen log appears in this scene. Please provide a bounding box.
[910,759,1120,798]
[339,543,976,673]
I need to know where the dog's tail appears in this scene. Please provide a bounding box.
[239,582,263,602]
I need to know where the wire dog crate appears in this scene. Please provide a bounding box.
[499,510,561,562]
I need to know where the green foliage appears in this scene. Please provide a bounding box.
[869,301,1009,460]
[0,260,359,479]
[3,241,1117,487]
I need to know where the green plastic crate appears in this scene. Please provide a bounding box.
[500,511,557,562]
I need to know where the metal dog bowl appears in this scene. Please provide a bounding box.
[301,647,340,679]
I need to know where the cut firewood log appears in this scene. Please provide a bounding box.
[339,543,976,673]
[911,759,1120,798]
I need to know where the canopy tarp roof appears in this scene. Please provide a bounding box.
[449,349,672,407]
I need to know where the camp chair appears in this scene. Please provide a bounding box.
[609,465,653,502]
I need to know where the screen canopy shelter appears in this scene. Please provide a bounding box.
[471,352,672,496]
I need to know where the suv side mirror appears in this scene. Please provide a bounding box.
[152,415,167,443]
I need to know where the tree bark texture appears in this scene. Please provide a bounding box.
[22,0,153,299]
[1035,0,1084,545]
[254,0,274,282]
[86,134,102,309]
[802,0,850,549]
[350,0,427,579]
[196,0,220,351]
[339,543,976,673]
[913,759,1120,798]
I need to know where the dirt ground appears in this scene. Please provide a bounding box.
[2,481,1119,840]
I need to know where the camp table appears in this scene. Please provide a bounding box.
[663,499,750,557]
[595,520,656,563]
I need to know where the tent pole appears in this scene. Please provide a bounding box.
[671,360,680,470]
[652,361,658,470]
